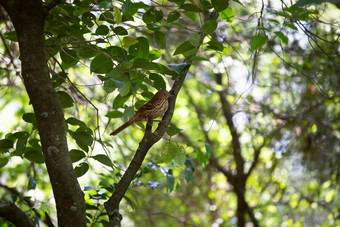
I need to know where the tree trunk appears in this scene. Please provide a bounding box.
[236,181,246,227]
[0,0,86,226]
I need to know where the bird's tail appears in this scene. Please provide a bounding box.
[110,118,135,136]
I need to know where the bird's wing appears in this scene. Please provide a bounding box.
[137,101,155,112]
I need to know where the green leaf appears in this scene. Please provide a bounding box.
[284,7,316,21]
[91,154,112,167]
[189,33,201,47]
[108,46,128,60]
[166,170,175,192]
[184,158,194,182]
[169,0,185,6]
[183,11,196,22]
[123,36,139,46]
[8,132,28,155]
[222,45,231,54]
[197,148,206,165]
[294,0,339,6]
[250,35,268,51]
[60,49,78,69]
[112,94,129,109]
[95,25,109,35]
[212,0,229,12]
[166,126,181,136]
[132,58,149,69]
[124,106,135,122]
[275,31,289,44]
[325,189,335,203]
[70,149,86,162]
[284,23,298,30]
[113,26,128,35]
[66,117,87,127]
[167,11,180,23]
[72,128,93,152]
[207,40,224,51]
[99,12,114,23]
[141,91,154,100]
[148,49,162,60]
[52,72,67,87]
[104,79,118,93]
[142,6,163,24]
[155,31,166,49]
[203,20,218,34]
[27,177,37,190]
[90,54,113,74]
[16,134,28,156]
[75,162,89,177]
[202,0,213,9]
[174,146,186,165]
[22,113,36,124]
[149,73,166,90]
[57,91,74,108]
[132,58,162,71]
[29,139,41,149]
[118,81,131,97]
[99,1,112,9]
[105,111,124,118]
[162,142,179,163]
[180,4,202,12]
[167,63,188,73]
[233,0,245,6]
[0,158,8,168]
[77,46,97,59]
[129,37,149,58]
[205,142,212,158]
[86,203,99,210]
[219,6,234,24]
[173,41,195,55]
[24,147,45,164]
[0,139,14,150]
[105,67,125,89]
[189,56,209,61]
[4,31,18,41]
[171,22,184,29]
[82,12,96,27]
[114,6,122,24]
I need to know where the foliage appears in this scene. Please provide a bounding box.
[0,0,339,226]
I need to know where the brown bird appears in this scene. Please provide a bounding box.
[110,90,169,136]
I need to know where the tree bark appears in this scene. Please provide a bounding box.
[236,180,246,227]
[0,0,86,226]
[0,201,35,227]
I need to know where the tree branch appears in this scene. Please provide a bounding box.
[215,73,245,178]
[209,156,235,184]
[0,183,54,226]
[104,10,219,227]
[0,200,35,227]
[246,143,265,178]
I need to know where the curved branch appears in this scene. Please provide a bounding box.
[0,200,34,227]
[246,143,265,178]
[0,183,54,226]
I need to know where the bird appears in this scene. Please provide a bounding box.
[110,90,169,136]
